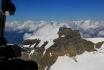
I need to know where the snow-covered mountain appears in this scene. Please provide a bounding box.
[50,38,104,70]
[19,26,104,70]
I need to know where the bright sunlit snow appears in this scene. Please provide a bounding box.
[22,45,30,48]
[84,38,104,43]
[50,38,104,70]
[27,27,59,49]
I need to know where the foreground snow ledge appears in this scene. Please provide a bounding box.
[50,50,104,70]
[50,38,104,70]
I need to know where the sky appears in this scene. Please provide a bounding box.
[4,0,104,22]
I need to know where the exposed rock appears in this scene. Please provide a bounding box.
[20,39,41,48]
[19,26,103,70]
[95,41,104,49]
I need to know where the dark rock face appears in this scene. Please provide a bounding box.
[19,26,103,70]
[20,39,41,48]
[95,41,104,49]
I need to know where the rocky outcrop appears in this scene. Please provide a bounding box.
[95,41,104,49]
[19,26,104,70]
[20,39,41,48]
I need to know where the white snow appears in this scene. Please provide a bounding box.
[50,51,104,70]
[50,53,52,57]
[23,31,104,70]
[43,50,46,56]
[27,36,41,40]
[29,49,35,59]
[30,49,35,55]
[50,38,104,70]
[45,66,48,70]
[22,43,36,48]
[22,44,36,48]
[27,28,59,49]
[84,38,104,43]
[30,43,36,47]
[22,45,30,47]
[61,35,65,37]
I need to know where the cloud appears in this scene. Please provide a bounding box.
[98,30,104,37]
[6,20,104,40]
[23,33,33,40]
[5,20,48,32]
[23,22,61,40]
[5,21,21,31]
[23,23,54,39]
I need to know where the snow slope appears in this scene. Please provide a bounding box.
[23,28,59,49]
[22,31,104,70]
[50,38,104,70]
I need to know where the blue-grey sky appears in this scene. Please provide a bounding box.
[5,0,104,22]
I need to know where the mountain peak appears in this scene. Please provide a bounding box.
[19,27,104,70]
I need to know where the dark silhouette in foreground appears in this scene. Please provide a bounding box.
[0,0,38,70]
[0,59,38,70]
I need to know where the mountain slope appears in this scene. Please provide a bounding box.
[19,26,104,70]
[50,38,104,70]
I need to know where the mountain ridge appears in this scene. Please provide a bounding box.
[19,26,104,70]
